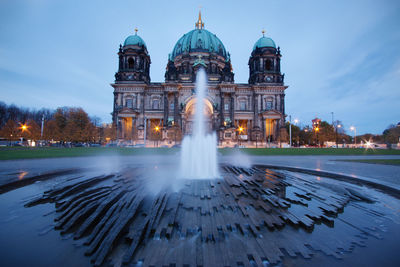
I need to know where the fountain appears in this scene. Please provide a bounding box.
[179,68,219,179]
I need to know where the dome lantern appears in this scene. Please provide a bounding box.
[123,28,147,48]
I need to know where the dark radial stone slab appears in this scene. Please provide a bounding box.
[24,165,399,266]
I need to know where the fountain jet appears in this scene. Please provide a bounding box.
[180,68,219,179]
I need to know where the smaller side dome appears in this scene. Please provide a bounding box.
[253,36,276,50]
[123,29,147,48]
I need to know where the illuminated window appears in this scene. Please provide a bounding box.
[224,103,229,111]
[170,102,174,111]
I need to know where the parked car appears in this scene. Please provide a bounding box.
[134,144,145,148]
[89,143,101,147]
[73,143,84,147]
[105,143,117,147]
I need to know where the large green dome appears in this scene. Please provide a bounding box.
[123,33,146,48]
[170,28,228,61]
[253,36,276,50]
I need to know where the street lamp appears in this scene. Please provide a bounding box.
[314,127,319,147]
[350,126,356,147]
[40,115,45,139]
[293,119,299,146]
[143,116,147,147]
[289,115,292,147]
[288,117,299,147]
[335,124,341,148]
[238,126,244,147]
[154,125,160,147]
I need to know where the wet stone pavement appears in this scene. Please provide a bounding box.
[1,163,398,266]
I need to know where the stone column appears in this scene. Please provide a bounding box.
[141,92,146,125]
[121,118,125,139]
[253,92,258,127]
[117,117,121,139]
[277,94,281,112]
[230,93,235,126]
[174,92,179,126]
[220,92,224,126]
[118,55,123,71]
[113,92,118,123]
[261,118,265,139]
[275,119,280,140]
[163,92,168,126]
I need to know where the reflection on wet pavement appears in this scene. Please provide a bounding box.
[18,171,28,180]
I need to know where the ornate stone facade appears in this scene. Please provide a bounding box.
[111,14,288,145]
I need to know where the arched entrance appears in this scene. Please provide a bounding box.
[183,97,214,134]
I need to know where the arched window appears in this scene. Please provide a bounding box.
[126,98,133,108]
[240,101,246,111]
[152,99,160,110]
[128,58,134,69]
[265,59,272,71]
[265,99,273,110]
[224,103,229,111]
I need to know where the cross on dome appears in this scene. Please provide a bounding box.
[195,9,204,29]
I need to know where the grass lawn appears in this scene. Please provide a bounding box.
[1,147,400,160]
[336,159,400,166]
[0,147,178,160]
[220,148,400,156]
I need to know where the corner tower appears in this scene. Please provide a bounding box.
[248,31,284,85]
[115,29,151,84]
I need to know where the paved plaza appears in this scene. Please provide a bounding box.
[0,154,399,267]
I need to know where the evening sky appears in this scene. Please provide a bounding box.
[1,0,399,134]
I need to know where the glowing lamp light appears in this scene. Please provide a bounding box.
[20,124,28,132]
[315,127,319,132]
[238,127,244,133]
[294,119,299,124]
[363,137,375,150]
[155,126,160,132]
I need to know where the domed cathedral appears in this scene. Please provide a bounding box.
[111,12,288,146]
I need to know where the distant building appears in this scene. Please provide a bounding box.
[111,12,288,145]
